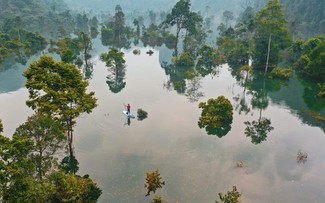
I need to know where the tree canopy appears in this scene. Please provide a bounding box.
[253,0,292,69]
[23,55,97,156]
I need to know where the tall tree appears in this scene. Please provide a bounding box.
[14,113,66,180]
[0,134,35,202]
[253,0,291,71]
[163,0,202,55]
[23,55,97,157]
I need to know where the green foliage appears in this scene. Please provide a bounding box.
[142,24,163,47]
[145,170,165,196]
[293,54,310,70]
[137,108,148,120]
[163,0,203,55]
[0,117,101,203]
[292,36,325,81]
[48,171,102,203]
[100,49,125,68]
[24,55,97,156]
[0,134,35,202]
[196,45,225,76]
[270,67,293,79]
[174,51,195,67]
[216,186,241,203]
[253,0,292,69]
[14,113,66,180]
[318,83,325,98]
[151,195,165,203]
[24,55,97,122]
[100,6,132,49]
[0,29,47,64]
[240,65,253,73]
[198,96,233,128]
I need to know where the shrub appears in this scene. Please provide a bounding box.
[137,108,148,120]
[270,67,293,79]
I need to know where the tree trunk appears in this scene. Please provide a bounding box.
[175,26,181,56]
[264,34,272,76]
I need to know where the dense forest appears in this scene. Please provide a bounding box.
[0,0,325,202]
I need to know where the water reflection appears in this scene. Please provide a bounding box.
[184,77,204,103]
[100,49,127,93]
[1,37,325,203]
[244,117,274,144]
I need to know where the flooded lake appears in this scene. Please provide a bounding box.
[1,43,325,202]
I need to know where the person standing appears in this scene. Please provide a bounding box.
[127,104,131,114]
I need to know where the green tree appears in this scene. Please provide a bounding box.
[164,0,190,55]
[216,186,241,203]
[48,171,102,203]
[23,55,97,157]
[0,134,35,202]
[14,113,66,180]
[198,96,233,137]
[114,5,125,47]
[294,36,325,81]
[145,170,165,196]
[253,0,292,71]
[196,45,225,77]
[174,51,195,67]
[163,0,202,55]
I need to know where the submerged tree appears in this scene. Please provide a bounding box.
[163,0,203,56]
[253,0,292,70]
[23,55,97,157]
[145,170,165,196]
[101,5,132,49]
[198,96,233,137]
[196,45,225,77]
[100,49,126,93]
[216,186,241,203]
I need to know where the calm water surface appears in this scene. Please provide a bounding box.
[0,46,324,203]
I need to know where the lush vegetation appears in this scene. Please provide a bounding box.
[1,0,325,202]
[0,120,102,202]
[24,55,97,157]
[198,96,234,137]
[215,186,241,203]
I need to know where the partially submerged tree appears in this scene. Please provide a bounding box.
[216,186,241,203]
[253,0,292,71]
[163,0,203,55]
[145,170,165,196]
[198,96,233,137]
[23,55,97,157]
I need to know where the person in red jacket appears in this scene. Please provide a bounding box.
[126,104,131,114]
